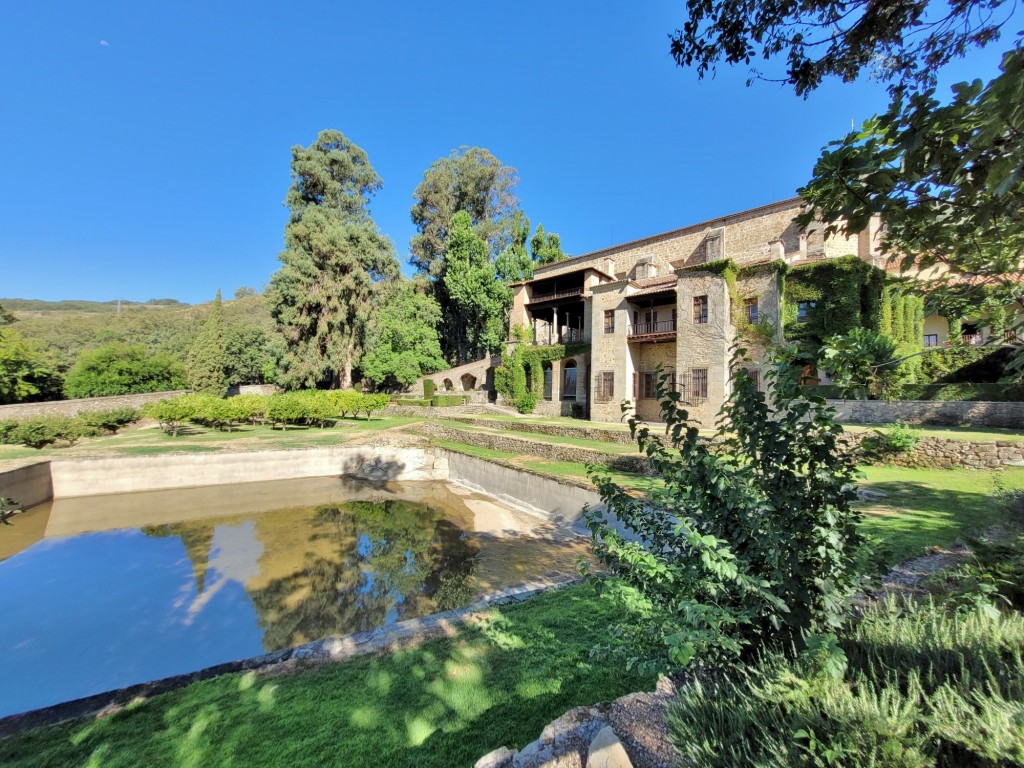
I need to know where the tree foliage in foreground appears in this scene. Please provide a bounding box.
[63,343,185,399]
[669,0,1014,96]
[799,46,1024,310]
[360,282,447,390]
[584,350,863,668]
[267,130,399,389]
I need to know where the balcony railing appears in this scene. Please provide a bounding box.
[962,333,983,345]
[529,287,583,303]
[627,320,677,339]
[535,327,584,345]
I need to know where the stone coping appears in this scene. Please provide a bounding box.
[0,577,578,739]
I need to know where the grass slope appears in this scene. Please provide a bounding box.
[0,586,654,768]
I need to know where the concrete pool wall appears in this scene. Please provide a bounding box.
[0,446,607,529]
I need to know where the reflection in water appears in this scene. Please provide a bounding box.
[0,478,585,717]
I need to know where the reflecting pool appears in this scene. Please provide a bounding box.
[0,476,585,717]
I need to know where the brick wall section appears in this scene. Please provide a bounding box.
[830,400,1024,428]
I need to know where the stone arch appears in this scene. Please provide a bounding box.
[443,378,454,391]
[460,373,477,391]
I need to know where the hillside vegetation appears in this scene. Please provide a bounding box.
[6,295,275,372]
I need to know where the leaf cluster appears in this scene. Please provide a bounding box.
[584,346,863,668]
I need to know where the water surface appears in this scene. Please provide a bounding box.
[0,477,584,717]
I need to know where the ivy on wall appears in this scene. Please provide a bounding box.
[494,331,587,413]
[783,256,887,360]
[681,259,787,345]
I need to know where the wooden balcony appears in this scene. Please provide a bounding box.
[627,320,677,342]
[528,287,584,304]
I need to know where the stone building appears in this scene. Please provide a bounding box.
[419,196,1016,424]
[500,197,886,424]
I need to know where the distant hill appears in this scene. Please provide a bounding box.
[4,295,273,370]
[0,298,188,313]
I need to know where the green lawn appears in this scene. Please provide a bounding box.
[0,418,424,466]
[857,465,1024,563]
[842,423,1024,443]
[0,585,654,768]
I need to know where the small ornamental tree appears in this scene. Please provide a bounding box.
[584,347,863,669]
[819,328,903,400]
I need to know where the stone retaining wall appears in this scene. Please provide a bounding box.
[829,399,1024,428]
[0,384,280,421]
[841,431,1024,470]
[384,404,519,418]
[448,416,637,445]
[418,422,652,474]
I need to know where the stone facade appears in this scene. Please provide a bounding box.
[501,197,879,424]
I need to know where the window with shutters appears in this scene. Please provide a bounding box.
[603,310,615,333]
[642,372,657,399]
[693,295,708,324]
[923,334,939,347]
[594,371,615,402]
[744,297,758,323]
[748,368,761,391]
[705,232,722,261]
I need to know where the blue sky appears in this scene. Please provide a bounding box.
[0,1,1015,303]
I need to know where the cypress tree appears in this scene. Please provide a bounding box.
[187,290,228,395]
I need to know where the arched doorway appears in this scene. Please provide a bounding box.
[542,363,553,400]
[460,373,477,391]
[443,378,454,391]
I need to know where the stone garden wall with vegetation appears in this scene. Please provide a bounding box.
[0,384,278,421]
[829,398,1024,428]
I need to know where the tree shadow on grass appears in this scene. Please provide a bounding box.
[0,586,652,768]
[857,480,1003,563]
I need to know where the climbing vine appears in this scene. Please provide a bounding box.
[782,256,887,360]
[494,329,587,413]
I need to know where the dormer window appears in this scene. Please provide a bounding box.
[635,256,657,280]
[704,229,724,261]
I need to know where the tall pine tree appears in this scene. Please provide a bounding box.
[186,290,227,395]
[267,130,399,389]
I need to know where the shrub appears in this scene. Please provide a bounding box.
[11,416,83,448]
[861,421,921,458]
[357,393,390,419]
[76,407,141,434]
[331,389,364,418]
[64,344,186,398]
[584,349,863,669]
[0,420,19,444]
[431,395,466,407]
[667,599,1024,768]
[265,392,306,429]
[228,393,268,424]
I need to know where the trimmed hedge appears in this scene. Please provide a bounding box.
[431,395,468,407]
[142,390,392,436]
[392,398,431,406]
